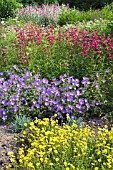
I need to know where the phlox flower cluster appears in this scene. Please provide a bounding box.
[0,66,109,122]
[7,118,113,170]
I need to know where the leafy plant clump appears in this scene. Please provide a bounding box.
[58,2,113,26]
[11,114,32,133]
[0,0,22,19]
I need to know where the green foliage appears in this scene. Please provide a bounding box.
[59,0,113,11]
[67,117,83,128]
[106,20,113,36]
[0,24,20,72]
[0,0,21,19]
[11,114,32,133]
[19,0,58,6]
[58,3,113,26]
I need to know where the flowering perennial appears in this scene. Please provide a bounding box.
[0,66,109,121]
[7,118,113,170]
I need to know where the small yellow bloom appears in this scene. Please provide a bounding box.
[10,158,15,163]
[6,164,12,169]
[14,137,18,141]
[104,125,108,129]
[94,167,99,170]
[102,149,107,154]
[36,162,40,167]
[8,151,14,155]
[66,167,70,170]
[98,158,101,162]
[64,161,68,166]
[23,130,27,135]
[24,123,27,127]
[27,162,34,168]
[54,149,58,154]
[55,158,59,162]
[54,114,57,117]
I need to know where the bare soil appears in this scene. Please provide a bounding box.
[0,126,19,170]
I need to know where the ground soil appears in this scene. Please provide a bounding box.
[0,118,112,170]
[0,126,20,170]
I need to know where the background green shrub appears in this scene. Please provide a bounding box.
[58,3,113,26]
[19,0,58,6]
[0,0,22,19]
[59,0,113,11]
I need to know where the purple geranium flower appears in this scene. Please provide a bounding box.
[96,84,100,88]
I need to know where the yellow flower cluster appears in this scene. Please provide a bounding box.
[7,118,113,170]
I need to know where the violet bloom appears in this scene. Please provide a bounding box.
[74,79,79,87]
[96,84,100,88]
[82,77,90,85]
[12,65,19,71]
[1,100,7,106]
[0,78,4,83]
[79,98,84,105]
[86,102,90,110]
[76,103,82,109]
[61,98,66,104]
[62,108,66,114]
[68,76,74,84]
[75,90,81,96]
[70,115,76,119]
[105,69,110,73]
[80,87,86,93]
[0,72,4,76]
[92,102,96,107]
[42,78,48,85]
[2,115,7,121]
[95,102,99,106]
[13,106,18,113]
[96,73,100,78]
[102,79,106,83]
[34,103,40,108]
[68,104,74,110]
[76,108,83,114]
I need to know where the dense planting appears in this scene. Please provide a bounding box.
[17,4,62,25]
[1,23,113,80]
[0,2,113,170]
[7,118,113,170]
[0,66,110,123]
[0,66,109,120]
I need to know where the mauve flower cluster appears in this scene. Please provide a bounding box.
[0,66,108,122]
[17,4,62,24]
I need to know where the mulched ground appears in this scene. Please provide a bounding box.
[0,117,112,170]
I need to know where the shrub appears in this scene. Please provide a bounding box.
[58,3,113,26]
[19,0,58,6]
[0,0,21,19]
[59,0,113,11]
